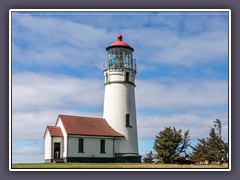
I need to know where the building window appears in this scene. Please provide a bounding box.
[78,138,84,153]
[100,139,105,153]
[125,72,129,81]
[126,114,132,128]
[106,73,108,83]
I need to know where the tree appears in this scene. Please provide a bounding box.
[206,128,224,164]
[190,138,208,164]
[153,127,190,164]
[190,119,228,164]
[214,119,222,139]
[222,142,229,162]
[142,151,155,163]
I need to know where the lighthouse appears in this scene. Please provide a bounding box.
[43,35,141,163]
[103,35,141,162]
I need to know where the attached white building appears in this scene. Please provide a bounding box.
[43,35,141,163]
[43,115,126,162]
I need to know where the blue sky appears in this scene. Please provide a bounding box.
[11,10,229,163]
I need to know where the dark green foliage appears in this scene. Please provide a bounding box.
[222,142,229,162]
[214,119,222,139]
[190,119,228,164]
[142,151,155,163]
[190,138,208,163]
[153,127,190,164]
[207,128,224,163]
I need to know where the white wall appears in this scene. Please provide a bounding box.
[44,130,52,160]
[67,136,114,158]
[56,117,68,158]
[103,69,139,154]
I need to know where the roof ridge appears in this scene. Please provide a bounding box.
[59,114,105,120]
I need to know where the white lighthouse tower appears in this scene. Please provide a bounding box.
[103,35,141,162]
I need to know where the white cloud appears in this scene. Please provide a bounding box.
[137,113,228,141]
[136,78,228,110]
[12,13,228,71]
[12,14,113,69]
[126,28,228,68]
[152,31,228,66]
[12,72,104,111]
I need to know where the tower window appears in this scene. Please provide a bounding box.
[106,73,108,83]
[125,72,129,81]
[100,139,105,153]
[126,114,132,128]
[78,138,84,153]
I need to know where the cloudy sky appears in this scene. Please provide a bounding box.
[11,10,229,163]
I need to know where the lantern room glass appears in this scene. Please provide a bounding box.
[107,47,136,71]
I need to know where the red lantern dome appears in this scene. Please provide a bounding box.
[106,35,134,51]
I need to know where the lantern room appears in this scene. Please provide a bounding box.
[105,35,136,71]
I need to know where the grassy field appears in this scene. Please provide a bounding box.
[11,162,229,169]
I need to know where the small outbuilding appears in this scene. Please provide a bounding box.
[43,114,125,162]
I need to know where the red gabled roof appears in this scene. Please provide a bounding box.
[58,114,124,137]
[44,126,63,138]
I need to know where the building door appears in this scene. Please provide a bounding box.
[54,142,60,159]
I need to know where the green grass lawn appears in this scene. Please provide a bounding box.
[11,162,229,169]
